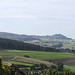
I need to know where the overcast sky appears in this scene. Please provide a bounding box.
[0,0,75,38]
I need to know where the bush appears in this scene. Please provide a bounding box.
[56,62,63,71]
[24,55,30,58]
[0,56,2,75]
[50,65,57,69]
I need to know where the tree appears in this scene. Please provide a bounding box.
[2,64,11,75]
[0,56,2,75]
[56,62,63,71]
[50,65,57,69]
[24,55,30,58]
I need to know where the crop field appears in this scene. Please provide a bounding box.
[3,50,75,60]
[0,50,15,61]
[1,50,75,71]
[0,50,54,66]
[11,56,54,66]
[7,61,32,66]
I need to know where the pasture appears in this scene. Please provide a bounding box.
[3,50,75,60]
[7,61,32,66]
[68,66,75,70]
[1,50,75,71]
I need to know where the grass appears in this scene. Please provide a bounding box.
[11,56,54,66]
[68,66,75,70]
[0,50,54,66]
[3,50,75,60]
[7,61,32,72]
[64,65,75,71]
[7,61,32,66]
[1,50,75,71]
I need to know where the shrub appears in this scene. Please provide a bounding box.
[24,55,30,58]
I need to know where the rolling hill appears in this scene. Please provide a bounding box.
[0,32,74,50]
[0,32,39,41]
[0,37,58,52]
[0,32,72,41]
[49,34,71,40]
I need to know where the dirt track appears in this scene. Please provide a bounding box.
[46,58,75,65]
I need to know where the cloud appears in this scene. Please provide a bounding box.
[0,0,74,20]
[0,14,37,20]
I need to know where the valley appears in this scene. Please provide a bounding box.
[1,50,75,71]
[0,32,75,50]
[0,32,75,74]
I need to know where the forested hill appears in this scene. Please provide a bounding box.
[0,38,59,52]
[0,32,40,41]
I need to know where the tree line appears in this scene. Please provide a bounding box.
[0,38,59,52]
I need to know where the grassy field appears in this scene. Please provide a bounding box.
[3,50,75,60]
[11,56,54,66]
[64,65,75,71]
[68,66,75,70]
[7,61,32,66]
[7,61,33,72]
[1,50,75,71]
[0,50,55,66]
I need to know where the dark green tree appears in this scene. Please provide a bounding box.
[56,62,63,71]
[0,56,2,75]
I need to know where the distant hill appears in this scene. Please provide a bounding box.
[0,32,72,42]
[0,32,40,41]
[50,34,72,40]
[0,32,73,50]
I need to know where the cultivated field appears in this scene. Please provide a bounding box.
[47,58,75,65]
[0,50,55,66]
[11,56,54,66]
[1,50,75,70]
[3,50,75,60]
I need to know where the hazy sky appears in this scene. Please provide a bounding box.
[0,0,75,38]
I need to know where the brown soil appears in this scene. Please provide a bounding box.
[46,58,75,66]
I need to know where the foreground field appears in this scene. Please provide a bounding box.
[1,50,75,65]
[47,58,75,65]
[7,61,32,66]
[1,50,75,71]
[3,50,75,60]
[68,66,75,70]
[11,56,54,66]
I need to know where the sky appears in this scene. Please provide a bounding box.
[0,0,75,39]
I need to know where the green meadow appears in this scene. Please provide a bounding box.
[3,50,75,60]
[68,66,75,70]
[1,50,75,71]
[64,65,75,71]
[7,61,32,66]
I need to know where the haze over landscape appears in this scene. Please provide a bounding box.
[1,0,75,75]
[0,0,75,38]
